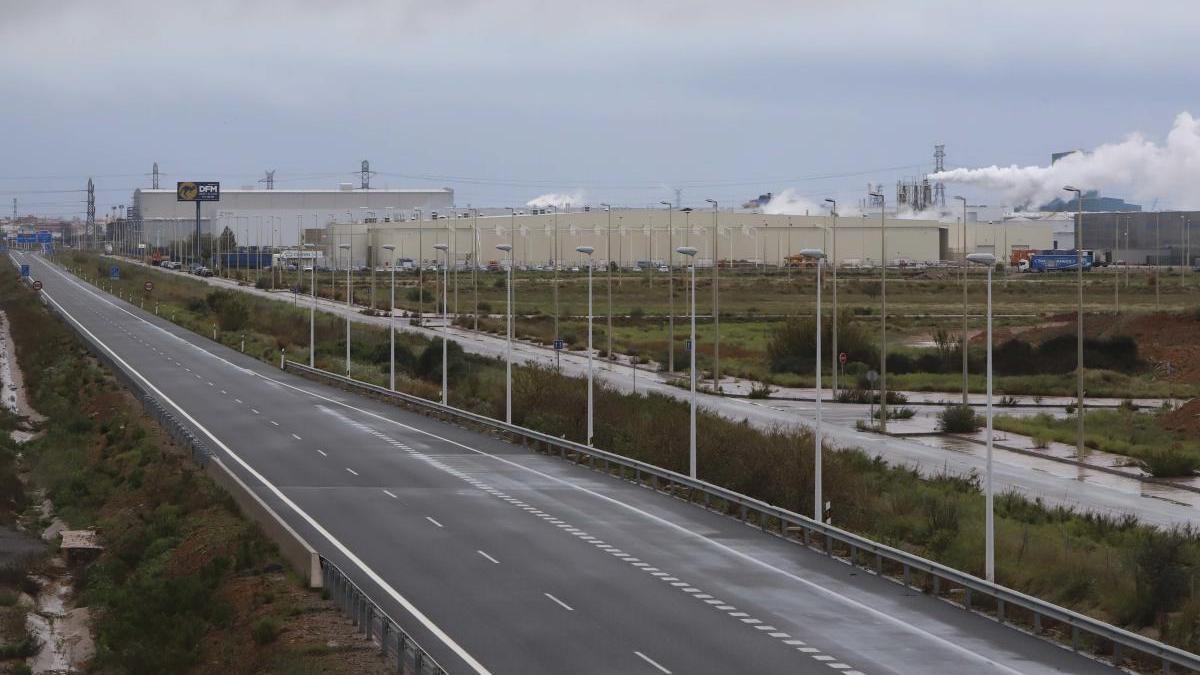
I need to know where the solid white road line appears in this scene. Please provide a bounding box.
[543,593,574,611]
[425,516,444,528]
[634,651,672,674]
[477,550,500,564]
[32,267,492,675]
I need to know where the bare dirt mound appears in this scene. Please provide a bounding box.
[1014,310,1200,383]
[1162,398,1200,437]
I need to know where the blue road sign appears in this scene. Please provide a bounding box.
[553,339,565,350]
[685,339,693,351]
[19,265,29,278]
[35,231,52,244]
[109,265,120,280]
[15,233,35,245]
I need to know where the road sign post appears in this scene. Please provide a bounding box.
[19,265,29,278]
[31,280,42,291]
[110,265,120,280]
[143,281,154,293]
[553,339,565,351]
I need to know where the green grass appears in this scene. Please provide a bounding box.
[994,409,1200,476]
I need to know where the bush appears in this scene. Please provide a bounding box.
[406,287,434,303]
[766,311,875,374]
[1140,449,1200,478]
[939,404,981,433]
[205,291,249,331]
[874,406,916,420]
[251,616,282,645]
[748,382,774,399]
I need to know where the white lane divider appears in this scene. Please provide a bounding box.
[345,467,359,476]
[477,550,500,565]
[634,650,672,674]
[543,593,574,612]
[425,516,444,528]
[382,489,398,499]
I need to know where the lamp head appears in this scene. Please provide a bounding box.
[799,248,826,259]
[676,246,698,257]
[967,252,996,266]
[575,246,594,255]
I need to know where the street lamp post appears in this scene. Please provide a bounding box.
[954,195,969,404]
[339,243,352,376]
[677,245,699,479]
[967,252,997,583]
[306,243,317,368]
[577,246,596,445]
[868,192,889,431]
[497,243,514,423]
[661,201,675,373]
[382,245,397,390]
[434,243,450,405]
[824,198,839,397]
[800,248,826,522]
[551,204,561,369]
[1064,186,1085,459]
[600,203,614,364]
[705,198,720,390]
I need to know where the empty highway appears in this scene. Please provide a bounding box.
[20,251,1112,674]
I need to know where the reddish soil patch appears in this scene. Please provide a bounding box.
[1163,399,1200,438]
[1009,311,1200,384]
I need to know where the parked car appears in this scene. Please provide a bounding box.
[194,266,214,277]
[657,265,669,272]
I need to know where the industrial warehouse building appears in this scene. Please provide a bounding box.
[324,210,948,270]
[1079,211,1199,266]
[128,185,455,249]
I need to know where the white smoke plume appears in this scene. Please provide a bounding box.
[761,189,826,216]
[932,112,1200,209]
[526,191,586,209]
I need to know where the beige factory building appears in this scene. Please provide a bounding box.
[326,209,948,269]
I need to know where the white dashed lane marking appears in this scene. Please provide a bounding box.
[325,411,863,673]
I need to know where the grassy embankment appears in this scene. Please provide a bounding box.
[62,251,1200,662]
[4,260,387,673]
[996,409,1200,477]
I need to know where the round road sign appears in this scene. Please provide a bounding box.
[143,281,154,292]
[866,369,878,383]
[839,352,848,365]
[31,280,42,291]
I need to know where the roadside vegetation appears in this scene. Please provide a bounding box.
[61,251,1200,658]
[106,253,1200,399]
[995,409,1200,477]
[2,263,388,674]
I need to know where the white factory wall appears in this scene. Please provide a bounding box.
[325,210,945,269]
[132,187,455,248]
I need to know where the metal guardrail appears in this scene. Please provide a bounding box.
[285,359,1200,675]
[322,558,447,675]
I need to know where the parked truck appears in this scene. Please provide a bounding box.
[1018,249,1094,273]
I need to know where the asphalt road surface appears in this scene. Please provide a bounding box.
[22,252,1117,674]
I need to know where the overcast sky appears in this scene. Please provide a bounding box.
[4,0,1200,216]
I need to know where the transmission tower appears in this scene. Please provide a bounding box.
[674,187,682,209]
[86,178,95,248]
[152,162,160,189]
[259,169,276,190]
[933,144,946,208]
[360,160,374,190]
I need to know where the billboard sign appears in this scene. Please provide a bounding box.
[35,231,52,244]
[176,181,220,202]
